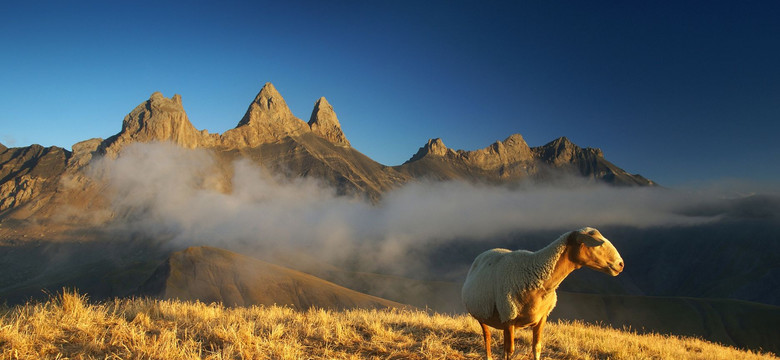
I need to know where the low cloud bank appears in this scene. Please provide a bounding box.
[88,142,775,273]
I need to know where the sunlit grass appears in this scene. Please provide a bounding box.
[0,290,776,359]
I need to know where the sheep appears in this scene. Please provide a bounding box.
[461,227,624,360]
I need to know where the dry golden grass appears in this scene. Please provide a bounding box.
[0,290,776,360]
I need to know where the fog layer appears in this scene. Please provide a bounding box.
[89,142,764,272]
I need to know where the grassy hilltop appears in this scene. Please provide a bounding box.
[0,291,776,360]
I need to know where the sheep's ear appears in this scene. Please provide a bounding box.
[574,232,604,247]
[566,231,579,244]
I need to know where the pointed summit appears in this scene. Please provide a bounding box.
[237,82,293,127]
[535,136,580,165]
[308,97,350,147]
[223,83,309,147]
[259,81,280,96]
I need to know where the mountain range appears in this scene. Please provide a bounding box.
[0,82,652,219]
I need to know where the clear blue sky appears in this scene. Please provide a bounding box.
[1,1,778,188]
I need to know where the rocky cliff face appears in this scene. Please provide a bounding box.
[0,144,70,212]
[308,97,350,147]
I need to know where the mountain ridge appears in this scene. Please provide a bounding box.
[0,82,653,217]
[99,83,352,155]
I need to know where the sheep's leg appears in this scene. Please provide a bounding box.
[503,324,515,359]
[531,316,547,360]
[480,322,493,360]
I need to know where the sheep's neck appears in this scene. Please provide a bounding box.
[543,246,578,291]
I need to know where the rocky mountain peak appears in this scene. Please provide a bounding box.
[236,82,294,127]
[536,137,577,163]
[493,134,532,159]
[222,83,309,147]
[102,92,203,156]
[308,97,350,147]
[550,136,573,148]
[534,136,604,165]
[503,134,529,148]
[406,138,452,163]
[424,138,450,157]
[453,134,533,172]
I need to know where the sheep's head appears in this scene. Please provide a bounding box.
[567,227,624,276]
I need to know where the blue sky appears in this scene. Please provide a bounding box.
[1,1,778,188]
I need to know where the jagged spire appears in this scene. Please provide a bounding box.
[221,82,309,147]
[237,82,296,128]
[308,97,350,147]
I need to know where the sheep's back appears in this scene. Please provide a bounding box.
[462,248,538,322]
[462,248,512,320]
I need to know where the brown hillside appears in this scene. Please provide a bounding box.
[139,246,404,310]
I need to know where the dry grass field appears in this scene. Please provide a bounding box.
[0,290,776,360]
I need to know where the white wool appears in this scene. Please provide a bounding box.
[461,231,569,323]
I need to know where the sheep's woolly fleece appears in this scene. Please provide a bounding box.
[461,231,570,323]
